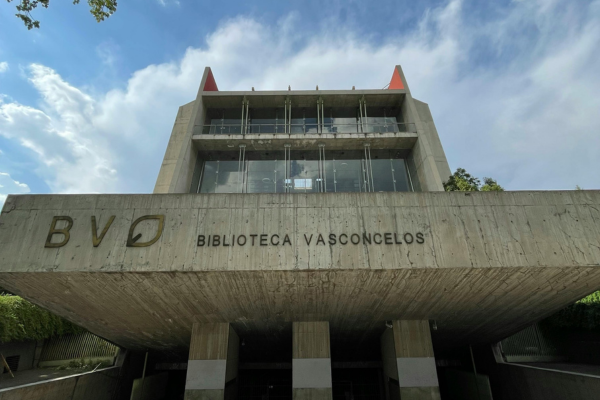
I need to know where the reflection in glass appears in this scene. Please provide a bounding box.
[289,160,321,193]
[391,159,411,192]
[331,160,365,192]
[197,152,413,194]
[246,160,285,193]
[199,161,240,193]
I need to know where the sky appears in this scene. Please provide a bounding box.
[0,0,599,206]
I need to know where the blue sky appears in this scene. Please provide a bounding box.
[0,0,599,204]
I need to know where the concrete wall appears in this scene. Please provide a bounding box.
[1,191,600,354]
[130,372,168,400]
[439,369,492,400]
[0,341,38,372]
[154,101,197,194]
[0,367,120,400]
[491,363,600,400]
[413,99,451,184]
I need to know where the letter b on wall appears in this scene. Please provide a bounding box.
[45,216,73,248]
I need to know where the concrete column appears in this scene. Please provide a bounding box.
[380,320,440,400]
[185,322,239,400]
[292,321,333,400]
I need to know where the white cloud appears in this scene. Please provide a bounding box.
[0,62,8,73]
[0,0,599,195]
[156,0,179,6]
[0,172,30,208]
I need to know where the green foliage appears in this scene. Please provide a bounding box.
[0,295,84,343]
[444,168,504,192]
[544,290,600,330]
[56,358,112,371]
[7,0,117,29]
[480,177,504,192]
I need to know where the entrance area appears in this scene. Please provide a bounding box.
[233,325,385,400]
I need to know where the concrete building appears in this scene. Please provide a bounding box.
[1,66,600,400]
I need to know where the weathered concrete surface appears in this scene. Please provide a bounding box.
[0,191,599,354]
[191,132,417,152]
[490,363,600,400]
[293,322,332,400]
[0,367,119,400]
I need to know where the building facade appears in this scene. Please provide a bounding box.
[1,66,600,400]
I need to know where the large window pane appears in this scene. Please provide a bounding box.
[247,160,285,193]
[331,159,365,192]
[199,161,240,193]
[372,159,395,192]
[391,159,411,192]
[289,160,321,193]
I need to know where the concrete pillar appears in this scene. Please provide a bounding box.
[380,320,440,400]
[292,321,333,400]
[185,322,239,400]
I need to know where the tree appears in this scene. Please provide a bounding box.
[443,168,504,192]
[7,0,117,29]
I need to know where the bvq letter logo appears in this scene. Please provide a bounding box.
[44,215,164,248]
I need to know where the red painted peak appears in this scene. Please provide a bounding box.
[203,69,218,91]
[388,67,405,90]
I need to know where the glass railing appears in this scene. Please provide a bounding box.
[201,122,417,135]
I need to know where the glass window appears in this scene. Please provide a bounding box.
[330,159,365,192]
[196,150,413,194]
[372,159,395,192]
[391,159,411,192]
[289,160,321,193]
[246,160,285,193]
[199,161,240,193]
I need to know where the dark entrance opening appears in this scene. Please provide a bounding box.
[330,326,385,400]
[332,368,383,400]
[237,327,293,400]
[238,369,292,400]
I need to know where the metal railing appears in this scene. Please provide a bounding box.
[201,122,417,135]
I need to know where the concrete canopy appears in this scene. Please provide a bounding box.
[1,191,600,356]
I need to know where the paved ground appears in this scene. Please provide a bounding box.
[519,362,600,376]
[0,367,88,389]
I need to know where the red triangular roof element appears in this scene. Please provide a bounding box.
[388,67,405,90]
[203,69,218,91]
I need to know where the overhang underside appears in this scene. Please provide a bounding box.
[1,266,598,358]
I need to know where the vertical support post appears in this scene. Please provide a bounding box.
[284,98,288,134]
[380,320,440,400]
[288,99,292,134]
[317,99,321,134]
[185,323,239,400]
[245,101,249,134]
[238,145,246,194]
[284,144,291,193]
[318,144,326,193]
[241,97,246,135]
[293,322,332,400]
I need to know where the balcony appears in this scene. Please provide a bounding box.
[200,120,417,135]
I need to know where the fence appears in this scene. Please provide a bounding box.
[38,332,120,368]
[500,323,563,362]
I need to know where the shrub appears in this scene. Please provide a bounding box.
[544,290,600,330]
[0,295,84,343]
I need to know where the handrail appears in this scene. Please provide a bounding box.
[200,122,417,135]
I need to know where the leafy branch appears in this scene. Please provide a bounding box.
[7,0,117,29]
